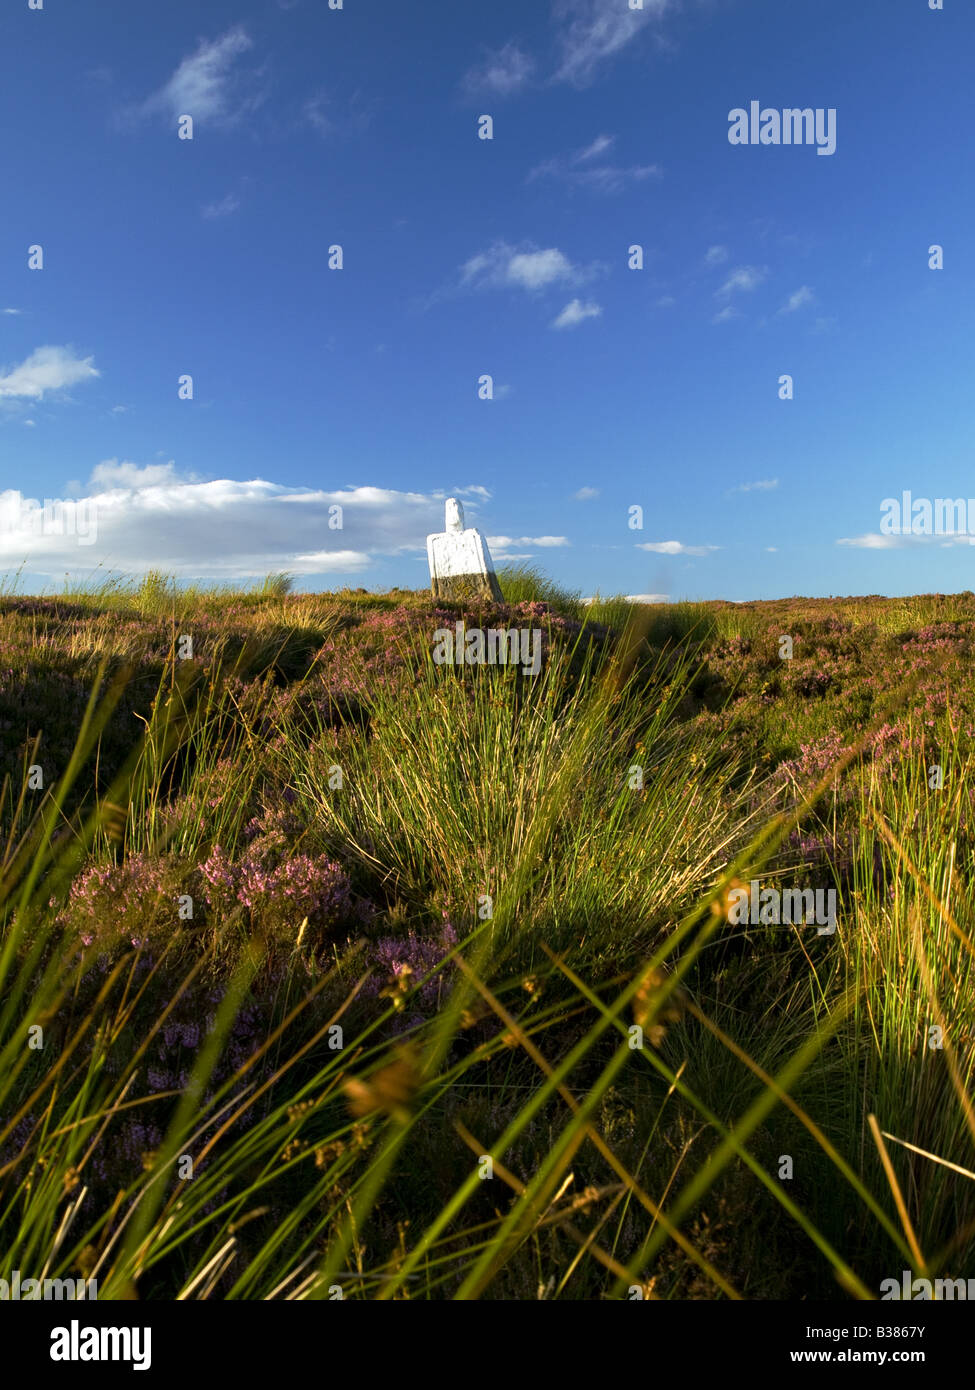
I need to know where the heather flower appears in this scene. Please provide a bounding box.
[200,844,236,896]
[364,921,458,1013]
[200,811,356,952]
[57,851,190,952]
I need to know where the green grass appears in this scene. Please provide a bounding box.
[494,561,583,615]
[1,571,974,1298]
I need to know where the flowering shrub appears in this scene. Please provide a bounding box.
[362,920,459,1032]
[56,851,190,952]
[200,807,361,953]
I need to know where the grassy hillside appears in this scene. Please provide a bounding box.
[1,573,973,1299]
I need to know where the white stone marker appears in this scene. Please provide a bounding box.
[427,498,503,602]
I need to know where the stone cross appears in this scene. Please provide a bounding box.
[427,497,503,603]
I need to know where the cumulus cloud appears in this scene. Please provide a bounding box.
[425,241,602,312]
[717,266,767,297]
[461,41,535,97]
[583,592,669,605]
[508,249,576,290]
[142,27,263,126]
[836,534,909,549]
[88,459,194,489]
[552,0,671,87]
[488,535,570,549]
[838,531,975,550]
[0,346,99,400]
[551,299,602,329]
[0,473,487,580]
[573,486,599,500]
[459,240,595,293]
[636,540,719,556]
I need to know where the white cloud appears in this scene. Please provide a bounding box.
[202,192,241,219]
[462,41,535,97]
[552,0,671,87]
[111,405,128,414]
[23,419,35,428]
[88,459,195,490]
[711,305,740,324]
[583,592,668,605]
[636,540,718,556]
[143,27,261,126]
[836,532,975,550]
[460,241,593,293]
[551,298,602,330]
[573,486,599,500]
[656,295,675,308]
[508,249,576,290]
[286,550,375,573]
[3,308,21,316]
[430,241,602,313]
[576,133,614,161]
[537,161,660,195]
[779,286,814,314]
[0,476,478,580]
[0,346,99,400]
[454,485,492,500]
[302,93,331,137]
[732,478,778,493]
[704,245,729,267]
[488,535,570,549]
[717,265,767,297]
[528,134,660,193]
[836,534,908,550]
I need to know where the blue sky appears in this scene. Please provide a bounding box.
[1,0,972,601]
